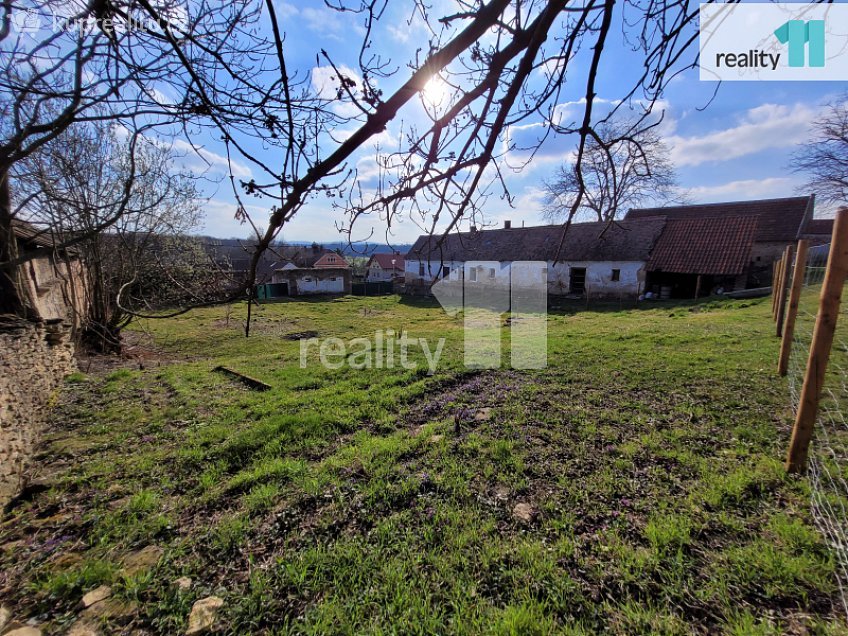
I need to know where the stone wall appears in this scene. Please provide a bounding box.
[0,316,75,506]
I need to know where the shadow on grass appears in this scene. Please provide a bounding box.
[395,291,767,316]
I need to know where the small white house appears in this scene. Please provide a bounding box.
[404,219,667,298]
[366,252,405,282]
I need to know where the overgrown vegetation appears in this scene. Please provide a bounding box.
[1,296,846,634]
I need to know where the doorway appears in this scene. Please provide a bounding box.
[569,267,586,294]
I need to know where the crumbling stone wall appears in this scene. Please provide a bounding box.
[0,316,75,506]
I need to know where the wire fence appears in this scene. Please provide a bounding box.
[783,241,848,617]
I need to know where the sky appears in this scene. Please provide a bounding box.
[182,0,844,245]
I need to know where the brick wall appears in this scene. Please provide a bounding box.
[0,317,75,506]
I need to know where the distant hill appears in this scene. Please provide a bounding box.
[193,236,412,257]
[284,241,413,256]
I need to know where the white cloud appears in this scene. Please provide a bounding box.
[684,177,799,201]
[274,1,298,19]
[171,139,252,179]
[668,103,819,167]
[503,97,673,172]
[298,6,365,39]
[311,64,370,119]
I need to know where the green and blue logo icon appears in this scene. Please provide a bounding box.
[774,19,825,68]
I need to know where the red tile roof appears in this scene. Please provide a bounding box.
[368,252,405,270]
[627,196,812,243]
[647,216,759,276]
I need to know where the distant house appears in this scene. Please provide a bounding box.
[213,241,352,299]
[313,251,349,268]
[265,266,351,297]
[405,219,666,298]
[12,220,88,326]
[366,252,405,282]
[256,245,351,298]
[626,195,829,291]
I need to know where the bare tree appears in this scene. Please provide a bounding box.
[0,0,271,313]
[1,0,707,330]
[15,119,208,351]
[542,120,681,223]
[793,95,848,206]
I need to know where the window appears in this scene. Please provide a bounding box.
[611,268,621,282]
[488,268,496,279]
[443,266,451,278]
[419,263,425,276]
[469,268,477,282]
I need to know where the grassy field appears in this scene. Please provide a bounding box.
[1,295,847,634]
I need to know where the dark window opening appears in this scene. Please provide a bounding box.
[570,267,586,294]
[442,266,451,278]
[611,268,621,282]
[418,263,425,276]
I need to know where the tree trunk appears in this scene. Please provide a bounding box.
[0,167,30,317]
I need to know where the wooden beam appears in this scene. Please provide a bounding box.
[213,366,272,391]
[778,240,809,376]
[786,209,848,472]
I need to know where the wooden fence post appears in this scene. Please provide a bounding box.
[776,244,794,337]
[773,255,785,321]
[786,209,848,472]
[778,240,809,376]
[772,259,780,315]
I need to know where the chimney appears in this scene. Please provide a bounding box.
[504,220,512,229]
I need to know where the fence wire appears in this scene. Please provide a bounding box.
[785,243,848,617]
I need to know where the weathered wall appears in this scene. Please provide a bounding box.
[271,267,352,295]
[19,252,88,328]
[0,317,75,506]
[548,261,645,297]
[404,259,646,298]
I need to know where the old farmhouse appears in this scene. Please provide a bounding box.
[405,218,666,298]
[405,196,833,299]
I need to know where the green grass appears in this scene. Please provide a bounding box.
[1,295,846,634]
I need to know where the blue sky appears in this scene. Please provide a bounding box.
[186,1,843,244]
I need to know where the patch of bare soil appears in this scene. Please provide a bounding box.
[403,371,528,435]
[75,330,177,375]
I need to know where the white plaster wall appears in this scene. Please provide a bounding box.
[367,267,395,282]
[406,258,645,297]
[548,261,644,296]
[405,259,465,283]
[297,275,345,294]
